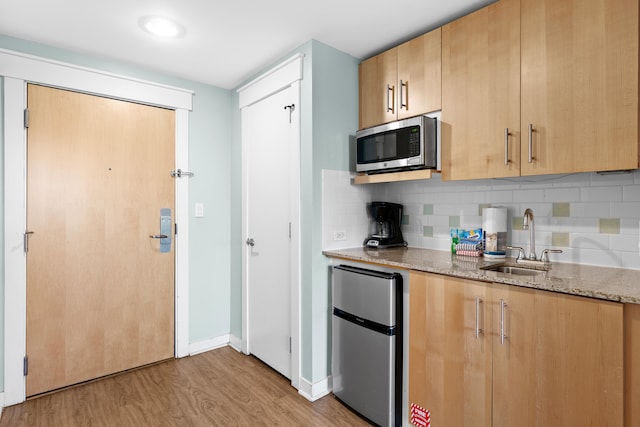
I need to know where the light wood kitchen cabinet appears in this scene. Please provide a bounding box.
[409,271,624,426]
[442,0,639,179]
[408,273,492,426]
[520,0,639,175]
[359,28,441,130]
[441,0,521,180]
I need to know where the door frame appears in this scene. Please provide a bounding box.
[1,48,193,406]
[238,54,303,390]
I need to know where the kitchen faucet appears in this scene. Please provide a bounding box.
[510,208,563,264]
[523,208,536,260]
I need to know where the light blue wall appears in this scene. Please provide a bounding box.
[0,35,233,391]
[230,40,359,382]
[308,42,359,380]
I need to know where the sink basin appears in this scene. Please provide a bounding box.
[481,263,547,276]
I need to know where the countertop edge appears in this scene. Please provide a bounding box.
[323,247,640,305]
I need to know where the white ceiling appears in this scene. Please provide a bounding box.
[0,0,494,90]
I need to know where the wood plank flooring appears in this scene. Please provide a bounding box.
[0,346,372,426]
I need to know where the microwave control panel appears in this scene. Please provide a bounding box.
[408,126,421,156]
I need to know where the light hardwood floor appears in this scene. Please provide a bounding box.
[0,346,372,426]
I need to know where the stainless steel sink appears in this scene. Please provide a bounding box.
[481,263,547,276]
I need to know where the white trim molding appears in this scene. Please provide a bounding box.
[0,48,193,111]
[2,49,192,406]
[298,376,332,402]
[237,54,304,108]
[188,336,231,356]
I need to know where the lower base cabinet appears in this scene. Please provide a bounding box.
[408,271,623,426]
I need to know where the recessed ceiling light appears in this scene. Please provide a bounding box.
[139,16,184,38]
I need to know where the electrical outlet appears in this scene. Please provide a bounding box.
[333,230,347,241]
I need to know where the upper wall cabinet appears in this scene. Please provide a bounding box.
[441,0,521,180]
[442,0,639,180]
[359,28,442,130]
[520,0,639,175]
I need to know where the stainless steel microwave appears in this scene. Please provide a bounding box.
[356,115,439,173]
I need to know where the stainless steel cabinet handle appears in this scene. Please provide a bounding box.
[400,80,408,110]
[475,296,483,338]
[528,124,534,163]
[149,234,168,239]
[386,84,395,113]
[504,128,510,166]
[500,299,508,345]
[246,238,255,247]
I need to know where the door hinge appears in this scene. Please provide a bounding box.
[289,336,292,353]
[24,108,29,128]
[175,223,178,235]
[289,222,292,239]
[23,355,28,376]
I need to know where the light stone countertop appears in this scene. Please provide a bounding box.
[322,247,640,304]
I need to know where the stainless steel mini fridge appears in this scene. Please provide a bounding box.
[331,265,402,427]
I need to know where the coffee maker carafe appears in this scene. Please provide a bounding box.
[363,201,406,248]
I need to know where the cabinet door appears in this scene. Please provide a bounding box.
[441,0,520,180]
[358,48,397,129]
[409,272,492,427]
[520,0,639,175]
[397,28,442,120]
[491,284,623,426]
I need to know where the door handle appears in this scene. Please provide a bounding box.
[150,208,172,253]
[246,238,255,247]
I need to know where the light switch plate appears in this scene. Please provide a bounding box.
[195,203,204,218]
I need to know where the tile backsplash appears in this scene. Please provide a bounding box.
[322,169,640,270]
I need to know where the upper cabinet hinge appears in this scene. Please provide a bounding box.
[24,108,29,128]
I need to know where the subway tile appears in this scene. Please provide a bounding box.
[423,204,434,215]
[544,187,581,202]
[514,189,545,203]
[599,218,620,234]
[570,202,610,218]
[551,232,570,247]
[581,186,623,202]
[449,216,460,227]
[609,234,639,252]
[552,202,570,217]
[611,202,640,218]
[423,226,434,237]
[623,185,640,201]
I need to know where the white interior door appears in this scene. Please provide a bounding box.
[243,84,298,379]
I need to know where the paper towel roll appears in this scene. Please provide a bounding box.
[483,207,507,257]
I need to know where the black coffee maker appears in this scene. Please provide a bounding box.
[363,201,406,248]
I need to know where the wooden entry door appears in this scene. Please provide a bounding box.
[25,84,176,396]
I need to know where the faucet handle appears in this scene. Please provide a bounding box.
[541,249,563,263]
[507,246,526,262]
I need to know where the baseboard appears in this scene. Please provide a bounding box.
[298,375,332,402]
[228,334,242,352]
[0,391,4,418]
[188,335,230,356]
